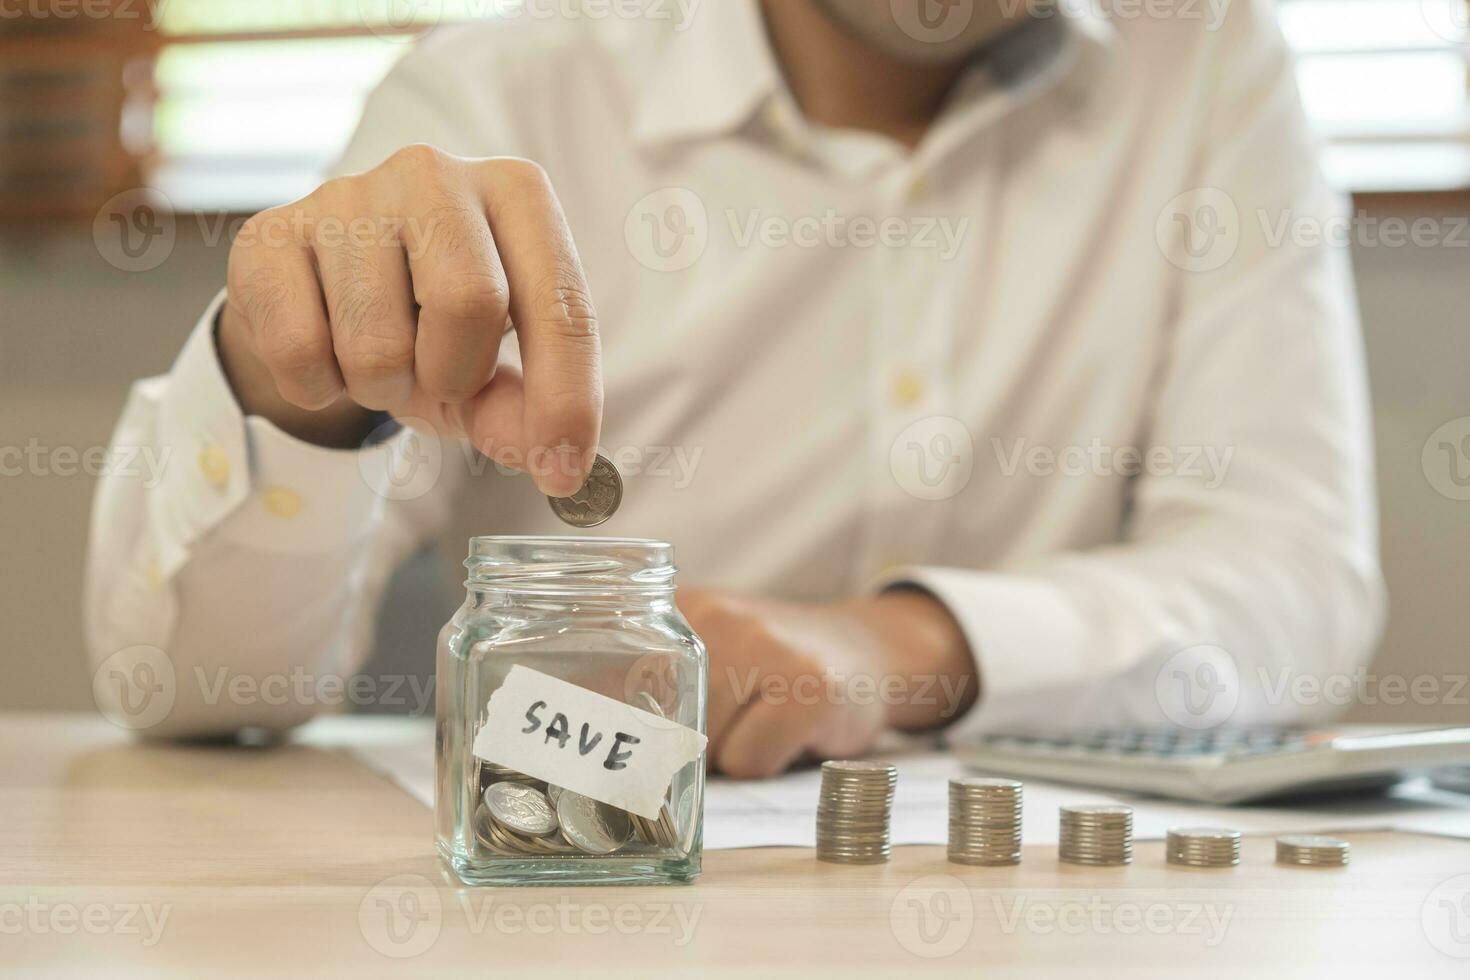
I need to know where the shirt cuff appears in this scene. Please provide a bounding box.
[872,565,1094,728]
[149,289,404,571]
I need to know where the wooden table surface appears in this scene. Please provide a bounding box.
[4,713,1469,978]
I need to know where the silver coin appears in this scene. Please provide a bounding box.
[472,803,503,852]
[1277,834,1348,849]
[556,790,633,855]
[484,781,558,837]
[635,691,666,718]
[547,784,565,807]
[548,453,622,528]
[822,760,898,775]
[1060,804,1133,820]
[628,811,652,845]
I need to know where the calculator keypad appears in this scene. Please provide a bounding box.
[977,728,1317,760]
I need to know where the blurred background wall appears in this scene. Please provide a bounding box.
[2,0,1468,722]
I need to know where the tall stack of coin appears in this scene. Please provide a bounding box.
[948,778,1023,865]
[1058,805,1133,866]
[815,761,898,864]
[1275,835,1350,867]
[1166,827,1241,867]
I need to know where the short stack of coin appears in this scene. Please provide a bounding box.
[1058,805,1133,866]
[816,761,898,864]
[628,800,678,849]
[948,778,1023,865]
[476,782,570,855]
[1166,827,1241,867]
[1275,835,1350,867]
[475,805,574,855]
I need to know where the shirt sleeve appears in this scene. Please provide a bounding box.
[83,47,481,738]
[880,5,1385,736]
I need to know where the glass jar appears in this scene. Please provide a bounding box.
[436,536,707,886]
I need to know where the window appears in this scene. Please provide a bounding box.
[20,0,1470,215]
[1279,0,1470,192]
[150,1,496,210]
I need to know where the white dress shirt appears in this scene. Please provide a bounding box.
[86,0,1384,739]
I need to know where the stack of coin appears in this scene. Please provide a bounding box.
[628,805,677,848]
[948,777,1023,866]
[475,805,573,855]
[815,761,898,865]
[1166,827,1241,867]
[1275,835,1350,867]
[1058,805,1133,866]
[476,782,571,855]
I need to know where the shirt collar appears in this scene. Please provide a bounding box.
[631,0,1116,152]
[914,4,1115,165]
[631,0,783,149]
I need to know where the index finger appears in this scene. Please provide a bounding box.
[477,158,603,497]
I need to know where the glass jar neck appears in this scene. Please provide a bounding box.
[463,536,677,609]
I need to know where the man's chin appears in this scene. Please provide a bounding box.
[811,0,1028,66]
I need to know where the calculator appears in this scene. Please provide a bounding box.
[952,725,1470,804]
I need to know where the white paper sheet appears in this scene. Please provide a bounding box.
[305,716,1470,848]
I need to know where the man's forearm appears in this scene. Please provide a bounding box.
[844,589,979,731]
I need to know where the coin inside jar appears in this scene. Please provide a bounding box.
[548,453,622,528]
[484,781,559,838]
[556,790,633,855]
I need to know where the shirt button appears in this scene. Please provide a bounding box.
[198,445,229,488]
[262,486,303,519]
[891,370,926,407]
[145,560,164,591]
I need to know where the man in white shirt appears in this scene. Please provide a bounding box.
[86,0,1384,777]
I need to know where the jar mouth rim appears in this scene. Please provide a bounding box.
[464,536,675,596]
[468,535,668,549]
